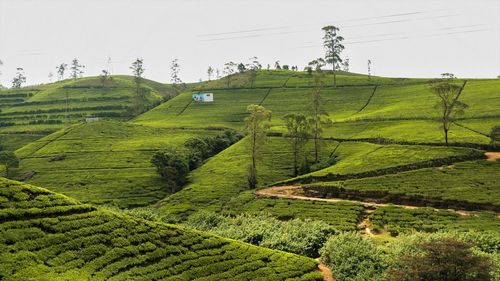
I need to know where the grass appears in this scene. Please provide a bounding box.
[0,178,322,280]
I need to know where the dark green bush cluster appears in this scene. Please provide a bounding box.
[184,129,243,170]
[150,130,242,193]
[186,211,336,257]
[150,149,189,193]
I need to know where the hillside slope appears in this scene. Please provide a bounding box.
[0,178,322,280]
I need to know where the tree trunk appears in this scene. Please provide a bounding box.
[333,64,337,88]
[293,141,298,177]
[444,128,449,146]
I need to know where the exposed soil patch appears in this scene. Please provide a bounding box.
[485,152,500,162]
[317,261,334,281]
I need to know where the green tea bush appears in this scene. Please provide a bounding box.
[320,232,387,281]
[186,212,335,257]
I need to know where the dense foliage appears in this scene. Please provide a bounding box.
[320,232,387,281]
[186,211,336,257]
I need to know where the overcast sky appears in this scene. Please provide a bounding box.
[1,0,499,86]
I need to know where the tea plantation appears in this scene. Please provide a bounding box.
[0,178,322,280]
[1,70,499,280]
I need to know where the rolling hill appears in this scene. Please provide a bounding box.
[0,178,322,280]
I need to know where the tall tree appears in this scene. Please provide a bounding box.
[274,61,281,70]
[244,104,271,188]
[283,113,310,176]
[0,151,19,179]
[322,25,344,87]
[246,56,261,88]
[207,66,214,81]
[223,62,236,87]
[308,74,332,162]
[430,80,468,145]
[56,63,67,81]
[70,59,85,79]
[150,149,189,193]
[11,68,26,88]
[130,58,145,114]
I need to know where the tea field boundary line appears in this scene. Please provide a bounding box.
[355,86,378,114]
[258,88,273,106]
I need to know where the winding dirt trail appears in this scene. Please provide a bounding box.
[317,261,335,281]
[485,152,500,162]
[256,185,419,210]
[256,185,478,216]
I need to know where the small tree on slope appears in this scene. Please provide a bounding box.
[244,104,271,188]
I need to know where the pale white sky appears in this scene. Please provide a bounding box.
[1,0,499,86]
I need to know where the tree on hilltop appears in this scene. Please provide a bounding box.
[11,68,26,89]
[223,61,236,87]
[56,63,68,81]
[130,58,146,114]
[322,25,344,87]
[70,59,85,79]
[207,66,214,81]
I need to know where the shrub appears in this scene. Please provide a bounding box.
[386,238,493,281]
[186,212,335,257]
[320,232,387,281]
[150,149,189,193]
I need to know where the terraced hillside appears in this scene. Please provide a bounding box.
[0,178,322,280]
[13,121,218,208]
[0,75,181,154]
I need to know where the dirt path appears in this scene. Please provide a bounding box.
[485,152,500,162]
[256,185,475,216]
[256,185,419,210]
[317,261,334,281]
